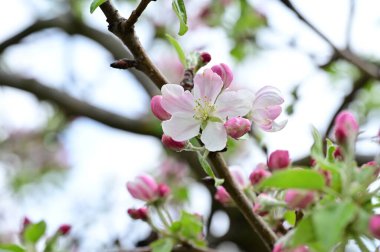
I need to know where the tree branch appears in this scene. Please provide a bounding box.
[0,71,161,138]
[279,0,380,79]
[99,1,168,88]
[0,13,159,97]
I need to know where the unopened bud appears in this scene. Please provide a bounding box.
[128,207,149,220]
[157,183,171,198]
[126,174,159,202]
[268,150,290,171]
[22,217,31,228]
[224,117,251,139]
[151,95,171,121]
[200,52,211,64]
[58,224,71,236]
[285,190,314,209]
[211,63,233,88]
[319,169,332,187]
[333,147,343,160]
[369,214,380,238]
[214,186,231,205]
[253,203,268,217]
[161,134,187,151]
[334,111,359,145]
[249,168,271,185]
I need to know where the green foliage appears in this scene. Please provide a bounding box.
[197,152,224,186]
[169,211,206,247]
[284,210,296,227]
[150,238,174,252]
[172,0,188,36]
[90,0,107,13]
[23,221,47,244]
[0,244,25,252]
[165,34,187,67]
[258,169,325,190]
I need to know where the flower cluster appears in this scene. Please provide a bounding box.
[151,63,285,151]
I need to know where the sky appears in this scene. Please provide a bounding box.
[0,0,379,251]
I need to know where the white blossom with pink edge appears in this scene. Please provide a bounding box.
[160,69,252,151]
[251,86,287,132]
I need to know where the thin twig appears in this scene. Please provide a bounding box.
[279,0,380,79]
[0,71,161,138]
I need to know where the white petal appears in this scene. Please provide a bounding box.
[214,89,253,119]
[162,115,200,141]
[193,69,223,104]
[201,122,227,151]
[161,84,195,116]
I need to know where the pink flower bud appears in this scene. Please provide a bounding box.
[285,190,314,209]
[22,217,31,228]
[157,183,171,198]
[334,111,359,145]
[151,95,171,121]
[214,186,231,205]
[319,169,332,187]
[293,246,309,252]
[273,243,285,252]
[272,243,309,252]
[268,150,290,171]
[249,168,271,185]
[253,203,268,217]
[200,52,211,63]
[369,214,380,238]
[128,207,149,220]
[126,174,159,202]
[211,63,233,88]
[224,117,251,139]
[161,134,187,151]
[58,224,71,235]
[230,169,247,188]
[333,147,343,160]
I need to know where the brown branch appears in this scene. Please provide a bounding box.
[0,71,161,138]
[279,0,380,79]
[0,13,159,97]
[208,152,277,251]
[99,1,168,87]
[98,1,277,250]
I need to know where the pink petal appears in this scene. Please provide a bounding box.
[214,90,253,119]
[161,84,195,116]
[193,69,223,105]
[200,122,227,151]
[162,115,200,141]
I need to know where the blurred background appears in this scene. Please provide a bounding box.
[0,0,379,251]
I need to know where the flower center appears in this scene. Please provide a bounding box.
[193,98,216,121]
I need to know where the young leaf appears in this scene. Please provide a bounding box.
[90,0,107,14]
[0,244,25,252]
[165,34,187,67]
[284,210,296,226]
[197,152,224,186]
[258,169,325,190]
[311,127,323,159]
[23,220,47,244]
[326,139,336,162]
[150,238,174,252]
[172,0,188,36]
[291,215,316,246]
[312,201,357,251]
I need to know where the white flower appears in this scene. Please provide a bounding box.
[251,86,286,132]
[161,69,252,151]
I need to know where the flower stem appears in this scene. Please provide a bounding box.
[354,236,370,252]
[155,205,171,228]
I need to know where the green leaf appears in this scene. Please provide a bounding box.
[258,169,325,190]
[311,127,323,159]
[90,0,107,14]
[172,0,188,36]
[284,210,296,226]
[312,201,357,251]
[165,34,187,67]
[23,221,47,244]
[197,152,224,186]
[291,215,316,246]
[169,211,205,247]
[0,244,25,252]
[326,139,336,162]
[150,238,174,252]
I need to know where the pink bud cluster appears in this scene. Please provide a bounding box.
[284,190,315,209]
[126,174,170,202]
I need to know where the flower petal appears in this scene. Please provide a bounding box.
[201,121,227,151]
[193,69,223,105]
[161,84,195,116]
[214,89,253,119]
[162,115,200,141]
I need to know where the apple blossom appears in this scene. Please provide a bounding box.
[161,134,187,151]
[211,63,233,88]
[151,95,171,121]
[251,86,286,132]
[161,68,252,151]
